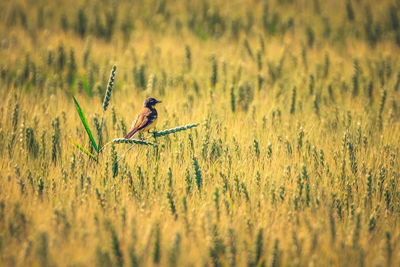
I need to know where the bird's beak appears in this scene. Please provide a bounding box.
[156,100,162,103]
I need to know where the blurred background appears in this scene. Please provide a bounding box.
[1,0,400,266]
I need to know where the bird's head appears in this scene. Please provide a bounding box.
[144,97,162,108]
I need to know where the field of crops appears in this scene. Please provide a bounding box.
[1,0,400,266]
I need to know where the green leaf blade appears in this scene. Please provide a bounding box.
[72,96,99,152]
[67,136,97,161]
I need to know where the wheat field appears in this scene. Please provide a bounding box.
[1,0,400,266]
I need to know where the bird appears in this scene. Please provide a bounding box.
[124,97,162,139]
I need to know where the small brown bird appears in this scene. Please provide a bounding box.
[124,97,161,139]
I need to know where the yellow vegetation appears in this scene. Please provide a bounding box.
[0,0,400,266]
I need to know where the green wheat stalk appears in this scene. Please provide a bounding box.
[153,123,200,138]
[115,123,200,162]
[99,65,116,149]
[113,138,155,146]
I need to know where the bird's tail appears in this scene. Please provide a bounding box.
[124,128,138,139]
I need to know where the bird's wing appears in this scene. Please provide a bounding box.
[124,108,152,139]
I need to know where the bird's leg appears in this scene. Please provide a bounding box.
[117,144,137,163]
[138,132,144,140]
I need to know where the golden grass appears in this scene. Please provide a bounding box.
[1,0,400,266]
